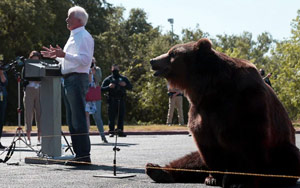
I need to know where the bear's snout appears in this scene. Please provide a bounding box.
[150,59,155,65]
[149,54,171,77]
[149,58,159,70]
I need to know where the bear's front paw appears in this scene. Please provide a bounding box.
[145,163,175,183]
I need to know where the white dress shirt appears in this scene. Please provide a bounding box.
[57,26,94,75]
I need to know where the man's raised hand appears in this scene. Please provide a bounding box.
[41,45,65,59]
[54,45,65,58]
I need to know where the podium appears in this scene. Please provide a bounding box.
[24,59,63,158]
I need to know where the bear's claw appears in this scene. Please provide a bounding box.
[204,174,218,186]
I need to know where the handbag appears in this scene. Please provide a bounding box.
[86,86,101,101]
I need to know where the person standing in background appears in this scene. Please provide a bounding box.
[0,69,8,149]
[23,51,42,145]
[90,57,108,143]
[85,63,97,131]
[259,69,272,88]
[101,64,132,137]
[166,83,184,126]
[264,73,272,88]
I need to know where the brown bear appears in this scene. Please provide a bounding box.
[146,38,300,187]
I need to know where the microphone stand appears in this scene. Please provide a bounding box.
[93,98,135,179]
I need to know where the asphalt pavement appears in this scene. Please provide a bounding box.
[0,133,300,188]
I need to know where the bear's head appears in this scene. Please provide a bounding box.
[150,38,213,90]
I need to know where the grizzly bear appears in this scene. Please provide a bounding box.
[146,38,300,187]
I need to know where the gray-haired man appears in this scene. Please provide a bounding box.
[41,6,94,165]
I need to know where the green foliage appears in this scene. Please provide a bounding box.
[0,0,72,124]
[214,31,273,65]
[0,2,300,124]
[181,24,210,43]
[125,8,152,36]
[128,35,172,124]
[271,10,300,119]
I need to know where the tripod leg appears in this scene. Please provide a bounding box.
[14,127,39,154]
[20,138,37,152]
[61,131,74,155]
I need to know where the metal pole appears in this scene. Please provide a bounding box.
[171,23,174,43]
[113,133,118,176]
[17,74,21,129]
[168,18,174,43]
[113,99,121,176]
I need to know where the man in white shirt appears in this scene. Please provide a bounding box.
[41,6,94,165]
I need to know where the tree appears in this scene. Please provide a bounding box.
[125,8,152,36]
[0,0,72,124]
[0,0,116,124]
[131,35,172,124]
[213,32,274,71]
[252,32,273,67]
[181,24,209,43]
[0,0,296,125]
[271,10,300,120]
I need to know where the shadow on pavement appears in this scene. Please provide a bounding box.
[91,143,138,147]
[62,164,145,174]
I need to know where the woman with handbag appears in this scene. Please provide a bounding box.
[86,68,97,130]
[85,60,108,143]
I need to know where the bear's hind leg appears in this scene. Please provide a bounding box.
[261,143,300,187]
[146,151,212,183]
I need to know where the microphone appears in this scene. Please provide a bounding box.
[14,56,25,67]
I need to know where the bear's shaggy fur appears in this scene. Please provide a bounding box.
[146,38,300,187]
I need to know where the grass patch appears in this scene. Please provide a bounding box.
[3,124,188,133]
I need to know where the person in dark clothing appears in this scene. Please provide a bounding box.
[0,69,8,149]
[101,64,132,137]
[259,69,272,88]
[264,73,272,87]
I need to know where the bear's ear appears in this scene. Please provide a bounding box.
[195,38,212,52]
